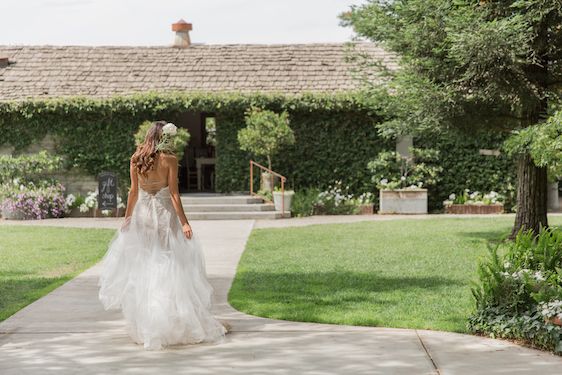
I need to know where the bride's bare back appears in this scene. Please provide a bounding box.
[125,152,192,239]
[137,153,170,194]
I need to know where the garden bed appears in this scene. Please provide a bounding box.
[445,204,504,215]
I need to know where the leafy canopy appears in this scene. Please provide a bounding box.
[505,110,562,179]
[341,0,562,137]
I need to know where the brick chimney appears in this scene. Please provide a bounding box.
[0,56,9,68]
[172,19,192,48]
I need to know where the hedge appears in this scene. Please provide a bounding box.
[0,91,515,210]
[418,129,517,211]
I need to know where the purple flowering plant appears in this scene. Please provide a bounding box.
[0,181,67,220]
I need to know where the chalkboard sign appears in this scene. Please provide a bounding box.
[98,172,118,210]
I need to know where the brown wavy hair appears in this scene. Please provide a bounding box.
[131,120,166,176]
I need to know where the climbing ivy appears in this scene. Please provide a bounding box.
[0,91,515,210]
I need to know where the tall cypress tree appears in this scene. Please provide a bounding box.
[341,0,562,236]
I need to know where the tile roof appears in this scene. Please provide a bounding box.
[0,42,397,101]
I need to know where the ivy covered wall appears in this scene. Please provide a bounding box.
[418,129,517,210]
[0,91,516,210]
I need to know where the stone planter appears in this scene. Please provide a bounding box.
[445,204,504,214]
[379,189,427,214]
[272,190,294,213]
[1,207,25,220]
[357,204,374,215]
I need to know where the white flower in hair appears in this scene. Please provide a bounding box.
[162,122,177,136]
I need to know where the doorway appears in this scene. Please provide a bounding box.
[178,111,216,193]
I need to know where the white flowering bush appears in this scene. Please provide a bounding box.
[368,148,442,190]
[469,228,562,353]
[76,189,126,216]
[443,189,505,206]
[539,300,562,322]
[312,181,375,215]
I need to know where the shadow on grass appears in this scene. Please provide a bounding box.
[0,275,71,322]
[229,270,464,326]
[456,229,510,246]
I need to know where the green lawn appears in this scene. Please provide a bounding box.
[229,216,562,333]
[0,225,115,322]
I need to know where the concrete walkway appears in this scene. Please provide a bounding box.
[1,217,562,374]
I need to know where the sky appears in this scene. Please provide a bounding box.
[0,0,368,46]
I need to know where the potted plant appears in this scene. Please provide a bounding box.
[368,148,442,214]
[237,106,295,192]
[443,189,505,214]
[70,189,126,217]
[65,193,90,217]
[272,185,294,213]
[355,192,375,215]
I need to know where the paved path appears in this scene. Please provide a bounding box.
[1,217,562,374]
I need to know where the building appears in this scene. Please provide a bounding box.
[0,20,396,193]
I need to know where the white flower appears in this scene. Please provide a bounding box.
[380,179,388,186]
[79,203,89,213]
[162,123,177,136]
[65,194,76,207]
[400,176,406,181]
[449,193,456,200]
[533,271,545,282]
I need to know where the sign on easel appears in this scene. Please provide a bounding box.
[98,172,118,216]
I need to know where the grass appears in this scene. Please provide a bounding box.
[229,216,562,333]
[0,225,115,322]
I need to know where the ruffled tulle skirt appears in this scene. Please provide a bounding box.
[97,187,226,350]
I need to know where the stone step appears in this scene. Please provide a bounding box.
[180,195,263,205]
[186,211,290,220]
[183,203,275,212]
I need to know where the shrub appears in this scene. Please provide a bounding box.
[367,148,442,190]
[0,151,63,185]
[291,188,321,217]
[0,182,66,219]
[469,228,562,353]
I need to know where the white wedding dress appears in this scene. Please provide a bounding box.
[97,185,226,350]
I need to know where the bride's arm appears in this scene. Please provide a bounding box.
[124,160,139,220]
[167,154,192,238]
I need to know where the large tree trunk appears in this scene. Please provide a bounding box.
[510,153,548,239]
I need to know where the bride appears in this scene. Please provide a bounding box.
[97,120,227,350]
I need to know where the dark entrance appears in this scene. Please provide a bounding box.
[177,111,216,193]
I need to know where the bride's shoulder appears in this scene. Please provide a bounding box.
[159,152,177,165]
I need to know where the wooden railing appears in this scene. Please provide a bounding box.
[250,160,287,216]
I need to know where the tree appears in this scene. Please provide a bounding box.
[237,106,295,171]
[341,0,562,237]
